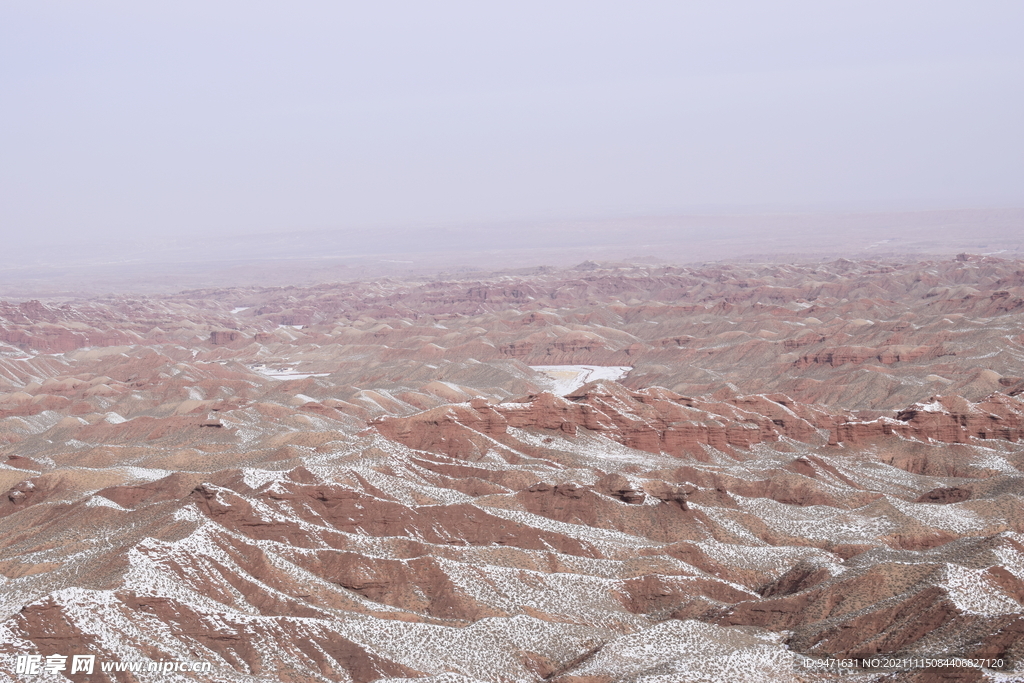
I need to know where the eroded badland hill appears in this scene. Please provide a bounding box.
[2,255,1024,681]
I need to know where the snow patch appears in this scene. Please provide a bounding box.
[530,365,631,396]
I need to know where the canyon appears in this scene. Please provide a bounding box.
[0,255,1023,681]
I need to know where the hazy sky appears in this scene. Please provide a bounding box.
[2,1,1023,245]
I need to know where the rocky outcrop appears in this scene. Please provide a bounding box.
[374,382,833,460]
[209,329,243,345]
[829,394,1024,446]
[374,382,1024,462]
[795,344,950,367]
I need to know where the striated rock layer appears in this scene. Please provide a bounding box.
[1,256,1023,682]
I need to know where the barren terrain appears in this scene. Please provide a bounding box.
[1,254,1024,681]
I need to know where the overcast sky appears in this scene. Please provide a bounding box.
[2,1,1022,246]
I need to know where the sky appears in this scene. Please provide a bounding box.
[2,1,1023,247]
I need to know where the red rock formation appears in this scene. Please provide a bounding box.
[374,382,831,459]
[831,394,1024,446]
[2,258,1024,681]
[209,330,243,345]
